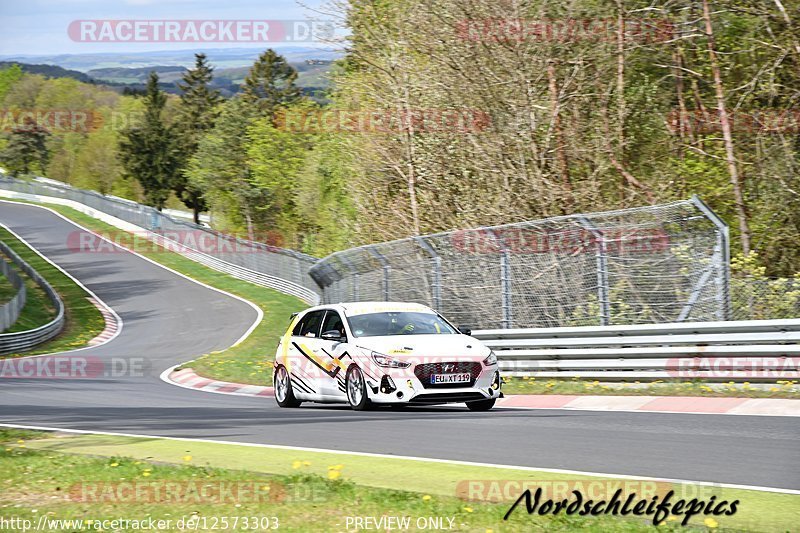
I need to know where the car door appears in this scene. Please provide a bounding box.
[317,309,350,398]
[288,309,326,398]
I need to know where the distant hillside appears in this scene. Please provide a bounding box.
[87,62,332,98]
[2,54,334,100]
[0,47,342,72]
[0,62,95,83]
[88,65,187,84]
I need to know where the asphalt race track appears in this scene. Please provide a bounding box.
[1,202,798,492]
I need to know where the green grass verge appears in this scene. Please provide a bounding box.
[0,198,306,382]
[6,429,795,532]
[0,226,105,355]
[501,377,800,399]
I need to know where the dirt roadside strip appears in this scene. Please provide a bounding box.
[166,367,800,416]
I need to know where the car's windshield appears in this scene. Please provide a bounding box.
[347,312,458,337]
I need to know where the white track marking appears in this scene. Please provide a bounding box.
[0,422,797,495]
[495,405,800,417]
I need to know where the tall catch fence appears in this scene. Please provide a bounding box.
[0,176,320,304]
[309,197,732,329]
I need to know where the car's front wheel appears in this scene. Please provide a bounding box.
[346,366,372,411]
[466,398,496,411]
[274,366,302,408]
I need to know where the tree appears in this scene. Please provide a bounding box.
[175,53,222,223]
[246,112,310,242]
[119,72,180,210]
[72,128,122,195]
[241,49,301,117]
[0,64,23,102]
[1,117,49,175]
[186,96,267,239]
[701,0,752,255]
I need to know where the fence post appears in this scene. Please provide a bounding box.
[690,195,730,321]
[577,217,610,326]
[338,255,359,302]
[487,229,513,328]
[415,237,442,310]
[367,248,390,301]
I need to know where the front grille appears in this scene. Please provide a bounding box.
[410,392,485,404]
[414,361,482,389]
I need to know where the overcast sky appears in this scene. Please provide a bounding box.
[0,0,339,56]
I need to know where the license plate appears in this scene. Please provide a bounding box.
[431,373,471,384]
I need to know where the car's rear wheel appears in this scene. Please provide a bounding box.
[346,366,372,411]
[274,366,302,408]
[466,398,496,411]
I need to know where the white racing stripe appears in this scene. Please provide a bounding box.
[0,422,797,496]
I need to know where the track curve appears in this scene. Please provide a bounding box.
[0,202,798,492]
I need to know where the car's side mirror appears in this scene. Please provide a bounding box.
[458,326,472,336]
[321,330,345,342]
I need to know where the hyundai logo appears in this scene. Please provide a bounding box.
[443,364,455,372]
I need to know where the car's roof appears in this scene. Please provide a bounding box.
[307,301,435,316]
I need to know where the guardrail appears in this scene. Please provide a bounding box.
[0,253,26,331]
[472,319,800,382]
[0,240,65,355]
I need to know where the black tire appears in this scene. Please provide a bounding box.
[345,366,372,411]
[466,398,496,411]
[274,366,302,408]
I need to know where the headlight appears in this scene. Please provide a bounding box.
[483,351,498,366]
[371,351,411,368]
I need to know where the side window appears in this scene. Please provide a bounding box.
[298,310,325,338]
[291,314,306,336]
[321,311,345,338]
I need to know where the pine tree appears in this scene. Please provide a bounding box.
[241,49,301,118]
[2,117,49,175]
[119,72,179,210]
[175,53,222,223]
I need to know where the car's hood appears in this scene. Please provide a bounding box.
[354,334,489,360]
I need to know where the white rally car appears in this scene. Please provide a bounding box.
[273,302,501,411]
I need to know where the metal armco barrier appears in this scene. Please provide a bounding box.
[0,252,26,331]
[0,240,65,355]
[472,318,800,382]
